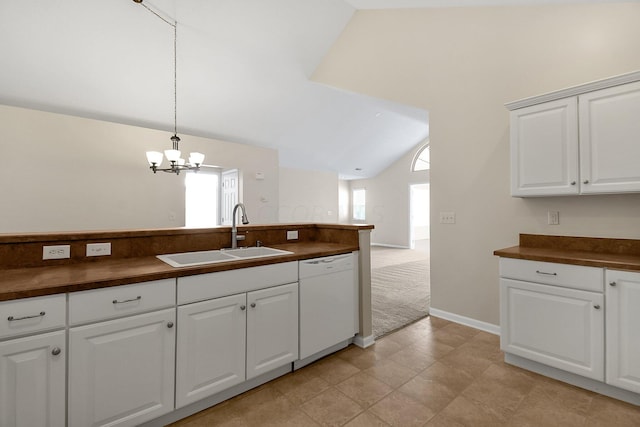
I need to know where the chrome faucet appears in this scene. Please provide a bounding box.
[231,203,249,248]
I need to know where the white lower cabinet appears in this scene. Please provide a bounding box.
[246,283,298,380]
[605,269,640,394]
[176,293,247,408]
[176,282,299,407]
[0,330,66,427]
[68,308,176,427]
[500,278,604,380]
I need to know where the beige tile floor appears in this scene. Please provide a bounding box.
[170,317,640,426]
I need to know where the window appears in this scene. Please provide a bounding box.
[352,188,366,221]
[412,144,430,171]
[185,170,220,228]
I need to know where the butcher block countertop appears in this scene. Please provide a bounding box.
[494,234,640,272]
[0,224,372,302]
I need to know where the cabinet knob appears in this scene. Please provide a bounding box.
[583,180,590,184]
[167,321,174,328]
[570,181,576,186]
[250,303,256,308]
[593,304,601,310]
[609,281,616,287]
[240,305,246,311]
[51,347,62,356]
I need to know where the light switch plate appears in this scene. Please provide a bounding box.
[547,211,560,225]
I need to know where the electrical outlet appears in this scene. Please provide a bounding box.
[439,212,456,224]
[548,211,560,225]
[86,242,112,257]
[43,245,71,260]
[287,230,299,240]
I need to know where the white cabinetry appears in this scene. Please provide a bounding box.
[175,262,298,408]
[68,280,176,427]
[246,283,298,379]
[0,331,66,427]
[510,98,579,196]
[605,269,640,394]
[0,294,66,427]
[176,293,246,408]
[507,72,640,197]
[578,81,640,194]
[499,259,604,380]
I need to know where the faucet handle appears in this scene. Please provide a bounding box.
[256,240,263,247]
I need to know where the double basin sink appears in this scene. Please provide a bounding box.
[157,246,293,268]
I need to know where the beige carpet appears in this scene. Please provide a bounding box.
[371,244,430,338]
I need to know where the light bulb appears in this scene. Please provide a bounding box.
[164,149,181,162]
[146,151,163,166]
[189,152,205,166]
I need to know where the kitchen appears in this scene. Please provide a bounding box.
[2,0,640,425]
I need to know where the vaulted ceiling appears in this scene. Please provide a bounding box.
[0,0,610,179]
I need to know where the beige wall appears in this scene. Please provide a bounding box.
[313,3,640,326]
[350,141,429,247]
[0,105,279,233]
[278,167,339,223]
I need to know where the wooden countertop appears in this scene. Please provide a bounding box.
[0,242,357,302]
[494,234,640,272]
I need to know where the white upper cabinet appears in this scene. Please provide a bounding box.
[579,81,640,194]
[507,71,640,197]
[510,98,579,196]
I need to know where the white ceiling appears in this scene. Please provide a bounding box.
[0,0,429,180]
[1,0,616,179]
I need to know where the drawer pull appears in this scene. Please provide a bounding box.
[609,281,617,287]
[112,296,142,305]
[594,304,601,310]
[240,305,246,311]
[250,303,256,308]
[51,347,62,356]
[535,270,557,276]
[8,311,46,321]
[167,322,174,329]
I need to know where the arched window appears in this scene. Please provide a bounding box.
[412,144,430,172]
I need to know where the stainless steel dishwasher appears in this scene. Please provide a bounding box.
[297,253,357,366]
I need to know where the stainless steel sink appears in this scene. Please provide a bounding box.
[156,247,293,268]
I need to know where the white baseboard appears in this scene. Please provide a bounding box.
[370,243,411,249]
[353,334,375,348]
[429,307,500,335]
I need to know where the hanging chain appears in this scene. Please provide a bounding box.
[135,1,178,137]
[174,22,177,137]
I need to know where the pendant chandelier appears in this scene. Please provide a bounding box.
[135,0,204,174]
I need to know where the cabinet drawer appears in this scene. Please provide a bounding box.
[499,258,603,292]
[0,294,66,339]
[178,261,298,305]
[69,279,176,325]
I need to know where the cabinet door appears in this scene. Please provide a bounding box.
[0,330,65,427]
[510,97,579,196]
[579,81,640,194]
[68,309,175,427]
[176,293,246,408]
[500,278,604,380]
[246,283,298,380]
[605,270,640,393]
